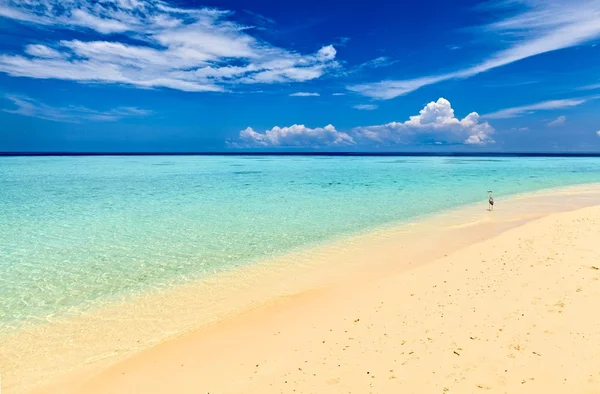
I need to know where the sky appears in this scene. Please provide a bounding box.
[0,0,600,152]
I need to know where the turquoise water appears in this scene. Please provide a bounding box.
[1,156,599,332]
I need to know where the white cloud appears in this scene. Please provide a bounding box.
[353,98,495,145]
[335,37,351,47]
[483,98,587,119]
[70,9,131,34]
[547,115,566,126]
[335,56,399,79]
[0,0,339,92]
[353,104,378,111]
[348,0,600,99]
[316,45,336,61]
[236,124,355,147]
[233,98,494,147]
[332,93,345,96]
[348,75,448,100]
[510,127,530,131]
[24,44,63,59]
[290,92,320,97]
[483,80,539,88]
[355,56,397,70]
[241,10,275,28]
[596,130,600,136]
[2,94,150,123]
[579,83,600,90]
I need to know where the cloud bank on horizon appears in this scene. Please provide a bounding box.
[236,98,495,147]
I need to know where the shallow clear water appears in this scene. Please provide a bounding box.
[1,156,599,332]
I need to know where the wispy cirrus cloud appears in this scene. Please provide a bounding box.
[290,92,320,97]
[234,98,494,147]
[24,44,64,59]
[579,83,600,91]
[334,37,351,47]
[482,80,539,88]
[241,9,276,28]
[353,56,398,71]
[2,94,150,123]
[482,98,587,119]
[547,115,566,126]
[353,104,378,111]
[0,0,339,92]
[348,0,600,99]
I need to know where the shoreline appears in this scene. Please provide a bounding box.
[3,183,600,393]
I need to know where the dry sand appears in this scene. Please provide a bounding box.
[4,186,600,394]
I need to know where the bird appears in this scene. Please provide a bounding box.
[488,190,494,211]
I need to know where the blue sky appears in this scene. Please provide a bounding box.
[0,0,599,152]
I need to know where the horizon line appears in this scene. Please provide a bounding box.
[2,151,600,157]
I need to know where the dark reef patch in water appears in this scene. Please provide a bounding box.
[448,159,506,163]
[232,171,263,175]
[240,157,273,161]
[379,160,421,164]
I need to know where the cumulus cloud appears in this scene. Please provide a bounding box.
[2,94,150,123]
[235,124,355,147]
[233,98,494,147]
[348,0,600,99]
[547,115,566,126]
[483,99,587,119]
[596,130,600,136]
[353,104,378,111]
[0,0,339,92]
[353,98,495,145]
[290,92,320,97]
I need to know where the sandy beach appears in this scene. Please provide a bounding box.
[4,185,600,394]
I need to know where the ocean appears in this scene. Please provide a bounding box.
[1,155,599,334]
